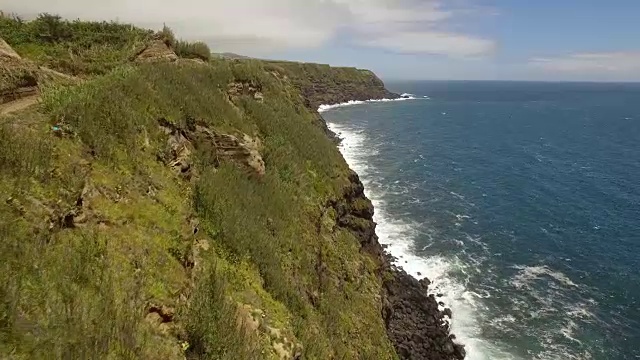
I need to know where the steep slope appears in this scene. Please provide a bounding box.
[270,62,467,360]
[0,16,463,360]
[0,46,397,360]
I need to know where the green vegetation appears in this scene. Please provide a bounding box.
[175,40,211,61]
[0,56,37,100]
[158,24,211,62]
[0,13,211,75]
[0,14,397,360]
[0,13,152,75]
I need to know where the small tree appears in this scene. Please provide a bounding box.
[159,24,176,49]
[32,13,70,43]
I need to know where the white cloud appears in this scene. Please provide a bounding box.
[0,0,495,57]
[529,52,640,74]
[359,31,495,57]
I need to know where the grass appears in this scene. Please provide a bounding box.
[182,263,261,359]
[0,13,211,76]
[1,15,398,359]
[0,118,146,358]
[0,13,152,76]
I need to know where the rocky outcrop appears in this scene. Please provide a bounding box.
[266,61,399,140]
[135,39,178,63]
[0,81,38,105]
[227,80,264,102]
[0,37,39,104]
[327,170,384,257]
[383,268,466,360]
[158,118,265,177]
[0,37,76,106]
[297,72,398,111]
[207,130,265,176]
[161,122,193,176]
[0,37,21,60]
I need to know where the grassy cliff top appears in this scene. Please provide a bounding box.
[0,13,399,360]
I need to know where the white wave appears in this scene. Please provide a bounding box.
[318,96,418,113]
[326,120,519,360]
[450,191,466,200]
[507,264,597,359]
[510,265,578,289]
[560,320,583,344]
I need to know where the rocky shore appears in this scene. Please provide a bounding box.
[324,156,465,359]
[308,88,465,358]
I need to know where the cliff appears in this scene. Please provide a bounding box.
[0,14,462,360]
[264,61,399,110]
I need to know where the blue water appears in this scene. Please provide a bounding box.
[321,81,640,360]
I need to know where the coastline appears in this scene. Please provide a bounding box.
[318,100,466,360]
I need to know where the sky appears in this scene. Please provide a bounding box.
[1,0,639,81]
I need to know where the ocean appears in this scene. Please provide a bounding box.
[320,81,640,360]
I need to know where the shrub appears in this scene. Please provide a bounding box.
[182,264,261,359]
[175,40,211,61]
[159,24,177,48]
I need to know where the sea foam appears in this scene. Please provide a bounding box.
[317,95,418,113]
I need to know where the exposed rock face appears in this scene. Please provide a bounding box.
[328,170,383,257]
[228,80,264,102]
[0,36,39,104]
[0,37,76,107]
[298,73,398,111]
[135,39,178,63]
[206,129,265,176]
[329,168,465,359]
[158,118,265,177]
[383,268,466,360]
[0,82,38,105]
[269,62,398,140]
[160,123,193,176]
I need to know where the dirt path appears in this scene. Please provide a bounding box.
[0,95,40,116]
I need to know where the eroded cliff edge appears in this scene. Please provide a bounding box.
[275,63,466,359]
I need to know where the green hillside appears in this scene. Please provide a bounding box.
[0,13,397,360]
[0,13,464,360]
